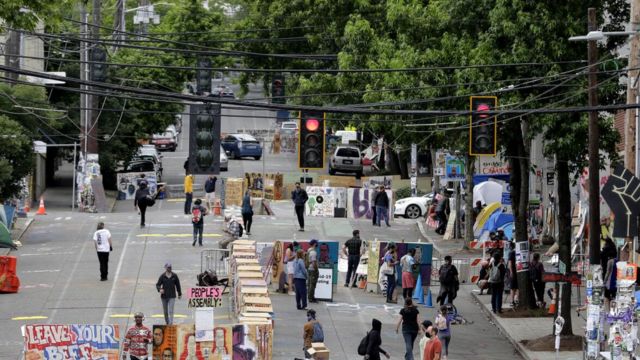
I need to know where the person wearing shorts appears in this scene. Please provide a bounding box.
[286,242,298,295]
[204,175,217,211]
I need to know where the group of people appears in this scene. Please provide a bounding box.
[381,243,424,304]
[283,239,320,310]
[370,185,391,227]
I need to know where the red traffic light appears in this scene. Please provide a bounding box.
[305,118,320,132]
[476,103,490,118]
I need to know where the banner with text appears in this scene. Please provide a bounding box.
[188,286,224,308]
[23,324,120,360]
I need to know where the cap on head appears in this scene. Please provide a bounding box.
[164,262,172,269]
[134,312,144,318]
[309,239,318,246]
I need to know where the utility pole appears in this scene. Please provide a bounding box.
[87,0,101,154]
[80,1,89,157]
[587,8,601,266]
[112,0,126,50]
[626,0,640,176]
[4,30,20,84]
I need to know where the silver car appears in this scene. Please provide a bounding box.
[220,145,228,171]
[329,145,363,176]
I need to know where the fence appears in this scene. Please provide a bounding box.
[430,258,478,285]
[200,249,230,275]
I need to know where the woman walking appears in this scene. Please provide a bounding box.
[241,190,253,235]
[383,243,398,303]
[396,298,421,360]
[488,253,506,313]
[285,242,298,295]
[293,249,308,310]
[364,319,390,360]
[134,182,150,227]
[401,248,417,299]
[435,306,451,360]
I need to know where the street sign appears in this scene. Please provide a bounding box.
[558,259,566,275]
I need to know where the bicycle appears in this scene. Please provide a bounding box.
[442,303,474,325]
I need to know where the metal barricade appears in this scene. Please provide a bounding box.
[430,258,473,284]
[200,249,230,276]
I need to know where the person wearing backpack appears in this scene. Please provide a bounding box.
[303,309,324,357]
[204,175,217,212]
[488,253,506,313]
[191,199,207,247]
[241,190,254,236]
[134,182,150,227]
[361,318,390,360]
[529,253,546,308]
[437,255,459,306]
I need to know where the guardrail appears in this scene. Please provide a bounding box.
[430,258,477,284]
[200,249,230,276]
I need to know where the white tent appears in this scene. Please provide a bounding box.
[473,181,503,206]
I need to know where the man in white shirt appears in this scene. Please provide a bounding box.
[93,222,112,281]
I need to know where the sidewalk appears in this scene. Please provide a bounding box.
[471,291,584,360]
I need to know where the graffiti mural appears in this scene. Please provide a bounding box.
[116,172,157,200]
[347,188,393,220]
[369,242,434,287]
[272,240,340,286]
[305,186,347,217]
[23,324,120,360]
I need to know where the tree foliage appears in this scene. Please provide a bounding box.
[0,115,33,200]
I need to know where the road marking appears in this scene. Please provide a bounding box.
[166,199,185,202]
[135,233,221,238]
[12,316,48,321]
[21,284,54,289]
[102,227,134,325]
[21,252,74,257]
[150,314,187,318]
[65,217,72,220]
[55,217,62,221]
[21,269,61,273]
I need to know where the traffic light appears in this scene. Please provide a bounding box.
[90,47,108,82]
[189,104,221,174]
[196,58,211,95]
[271,75,285,104]
[298,110,325,169]
[469,96,497,156]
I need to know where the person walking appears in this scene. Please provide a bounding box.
[293,249,308,310]
[307,239,319,303]
[343,230,364,288]
[156,263,182,325]
[291,182,308,231]
[418,321,433,360]
[423,326,442,360]
[488,253,506,313]
[396,298,421,360]
[374,185,390,227]
[384,243,398,303]
[401,248,417,300]
[122,312,152,360]
[434,192,450,235]
[285,242,298,295]
[93,222,112,281]
[437,255,459,306]
[204,175,217,212]
[529,253,546,308]
[364,319,390,360]
[435,306,451,360]
[241,190,254,236]
[134,182,150,227]
[184,173,194,215]
[303,309,324,358]
[191,199,207,247]
[507,241,519,308]
[370,187,378,226]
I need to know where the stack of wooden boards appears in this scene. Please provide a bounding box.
[230,240,274,326]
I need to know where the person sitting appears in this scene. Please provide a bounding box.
[197,269,228,287]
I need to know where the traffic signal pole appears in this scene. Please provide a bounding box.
[587,8,601,266]
[87,0,101,155]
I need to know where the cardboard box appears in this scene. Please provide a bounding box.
[308,343,330,360]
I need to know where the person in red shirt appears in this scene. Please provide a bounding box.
[122,312,152,360]
[424,326,442,360]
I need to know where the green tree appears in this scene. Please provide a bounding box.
[0,115,33,200]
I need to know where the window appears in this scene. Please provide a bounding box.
[336,148,360,157]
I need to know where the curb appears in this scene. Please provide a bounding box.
[470,291,533,360]
[416,220,446,256]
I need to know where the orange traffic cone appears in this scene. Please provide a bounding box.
[36,197,47,215]
[548,302,556,315]
[24,200,30,213]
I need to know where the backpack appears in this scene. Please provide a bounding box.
[192,207,202,223]
[439,265,455,285]
[311,321,324,342]
[489,264,501,283]
[357,332,369,356]
[238,223,243,237]
[145,195,155,207]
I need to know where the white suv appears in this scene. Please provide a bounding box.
[329,145,363,177]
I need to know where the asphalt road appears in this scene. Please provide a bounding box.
[0,82,520,359]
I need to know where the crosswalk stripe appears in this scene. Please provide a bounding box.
[135,233,222,238]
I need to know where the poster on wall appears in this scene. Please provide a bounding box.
[515,241,530,272]
[371,242,433,287]
[305,186,336,217]
[225,178,244,207]
[445,155,465,181]
[347,188,393,221]
[271,240,340,287]
[117,171,157,200]
[23,324,120,360]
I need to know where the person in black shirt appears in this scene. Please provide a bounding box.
[343,230,365,288]
[191,199,207,247]
[396,298,420,360]
[365,319,390,360]
[134,182,150,227]
[374,185,390,227]
[156,263,182,325]
[488,253,506,313]
[601,237,617,278]
[291,182,309,231]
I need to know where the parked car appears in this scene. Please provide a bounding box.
[210,85,235,99]
[151,132,177,151]
[123,160,161,181]
[329,145,363,176]
[280,121,298,134]
[220,145,228,171]
[131,153,163,179]
[394,193,434,219]
[221,134,262,160]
